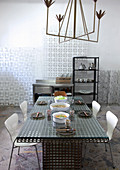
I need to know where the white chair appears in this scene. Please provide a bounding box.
[106,111,118,140]
[92,100,101,118]
[4,113,40,170]
[84,111,118,168]
[105,111,118,168]
[20,101,27,121]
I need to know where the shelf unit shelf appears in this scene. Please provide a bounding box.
[75,82,98,84]
[74,69,99,71]
[73,56,99,104]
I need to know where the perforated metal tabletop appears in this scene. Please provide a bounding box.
[17,96,108,142]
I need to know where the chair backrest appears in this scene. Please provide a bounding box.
[4,113,18,142]
[92,100,101,118]
[106,111,118,140]
[54,91,67,97]
[20,101,27,121]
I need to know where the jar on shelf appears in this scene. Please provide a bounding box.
[79,63,83,69]
[91,63,95,69]
[88,63,92,69]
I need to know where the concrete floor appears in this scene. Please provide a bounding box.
[0,104,120,170]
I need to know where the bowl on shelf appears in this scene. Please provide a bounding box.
[79,90,93,94]
[54,96,67,103]
[52,112,69,123]
[50,102,70,112]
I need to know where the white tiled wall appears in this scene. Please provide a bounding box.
[0,40,89,106]
[0,47,36,105]
[44,36,88,79]
[1,45,120,106]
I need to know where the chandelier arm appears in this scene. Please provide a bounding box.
[46,32,75,39]
[64,0,73,40]
[73,0,77,38]
[79,0,89,40]
[59,35,98,43]
[45,0,104,43]
[60,19,101,42]
[60,37,77,43]
[59,22,60,43]
[46,7,49,34]
[97,19,100,42]
[93,1,96,32]
[80,3,87,35]
[79,0,87,36]
[47,31,98,43]
[60,0,71,31]
[76,19,100,42]
[77,31,94,38]
[81,0,97,34]
[76,37,98,42]
[74,0,97,38]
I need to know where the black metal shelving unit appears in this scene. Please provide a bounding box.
[73,56,99,105]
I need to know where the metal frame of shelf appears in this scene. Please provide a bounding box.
[73,56,99,104]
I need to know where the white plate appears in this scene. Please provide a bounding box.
[52,112,69,123]
[50,102,70,112]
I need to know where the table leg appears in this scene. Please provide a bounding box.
[42,139,82,170]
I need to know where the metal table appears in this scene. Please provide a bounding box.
[17,96,109,169]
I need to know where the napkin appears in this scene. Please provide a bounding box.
[37,101,47,105]
[31,112,45,119]
[74,100,84,105]
[77,111,92,117]
[56,128,76,136]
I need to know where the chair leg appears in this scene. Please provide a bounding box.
[34,145,40,170]
[8,144,14,170]
[105,143,107,151]
[18,147,20,155]
[108,142,115,169]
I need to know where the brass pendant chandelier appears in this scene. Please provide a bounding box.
[43,0,105,43]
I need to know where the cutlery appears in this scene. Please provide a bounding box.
[78,100,82,104]
[36,112,44,117]
[56,128,76,132]
[83,111,88,116]
[36,112,40,117]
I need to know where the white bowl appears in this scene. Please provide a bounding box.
[54,96,67,103]
[50,102,70,112]
[52,112,69,123]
